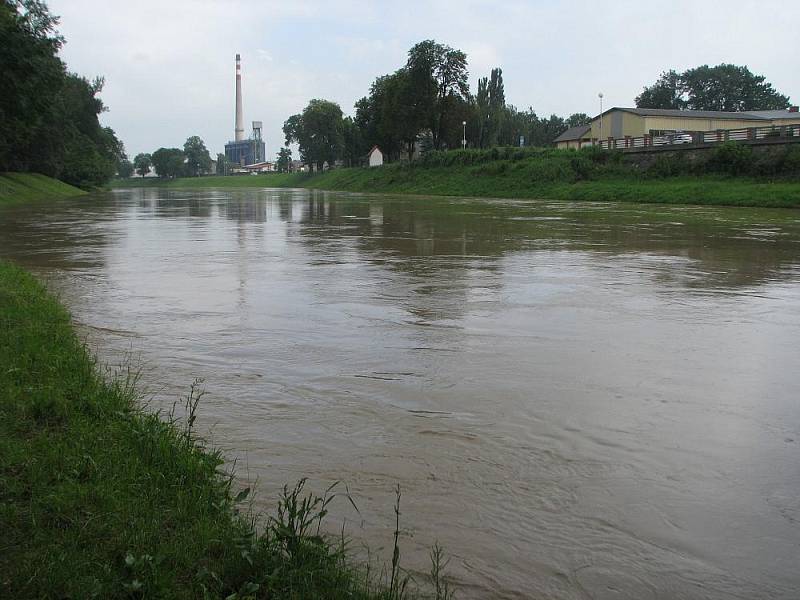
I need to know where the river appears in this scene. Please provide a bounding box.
[1,187,799,599]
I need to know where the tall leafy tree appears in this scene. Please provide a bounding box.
[636,64,790,111]
[283,99,344,171]
[133,152,152,177]
[183,135,211,176]
[682,64,790,111]
[635,70,685,109]
[406,40,469,150]
[151,147,185,178]
[476,68,505,148]
[276,147,292,173]
[117,158,133,178]
[0,1,123,187]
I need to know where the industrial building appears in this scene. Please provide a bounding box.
[224,54,265,167]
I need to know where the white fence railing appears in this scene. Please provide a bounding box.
[597,124,800,150]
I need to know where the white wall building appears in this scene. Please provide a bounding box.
[367,146,384,167]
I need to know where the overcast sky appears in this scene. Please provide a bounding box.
[48,0,799,159]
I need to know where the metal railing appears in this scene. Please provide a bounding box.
[597,124,800,150]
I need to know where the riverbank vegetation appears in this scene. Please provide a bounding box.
[0,260,454,599]
[112,144,800,208]
[0,1,125,189]
[0,172,85,204]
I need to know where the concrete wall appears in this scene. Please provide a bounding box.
[619,137,800,170]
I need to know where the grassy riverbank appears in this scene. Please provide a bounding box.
[0,172,86,204]
[112,150,800,208]
[298,167,800,208]
[0,261,441,599]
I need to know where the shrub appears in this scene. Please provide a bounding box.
[707,142,753,176]
[648,153,691,178]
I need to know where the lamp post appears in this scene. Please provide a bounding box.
[462,121,467,150]
[598,92,604,147]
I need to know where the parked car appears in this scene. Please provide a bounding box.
[652,131,693,146]
[670,131,693,144]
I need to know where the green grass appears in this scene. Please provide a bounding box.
[0,261,453,599]
[0,172,86,204]
[112,173,311,189]
[112,160,800,208]
[301,167,800,208]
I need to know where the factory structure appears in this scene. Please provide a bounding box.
[224,54,266,168]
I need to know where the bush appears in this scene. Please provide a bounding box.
[648,153,691,178]
[707,142,753,176]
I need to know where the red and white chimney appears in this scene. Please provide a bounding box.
[235,54,245,141]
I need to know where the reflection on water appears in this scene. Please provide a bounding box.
[1,188,800,599]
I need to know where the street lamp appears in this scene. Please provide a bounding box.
[462,121,467,150]
[598,92,604,147]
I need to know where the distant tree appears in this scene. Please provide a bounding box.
[406,40,470,150]
[636,64,790,111]
[183,135,211,176]
[635,70,685,109]
[133,152,152,177]
[476,67,505,148]
[151,147,185,178]
[565,113,591,128]
[117,158,133,178]
[682,64,790,111]
[340,117,363,167]
[283,99,344,171]
[276,147,292,172]
[215,152,229,175]
[354,75,404,161]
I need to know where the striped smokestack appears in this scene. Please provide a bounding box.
[234,54,244,141]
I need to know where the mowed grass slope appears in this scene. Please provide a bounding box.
[0,172,86,204]
[0,261,438,599]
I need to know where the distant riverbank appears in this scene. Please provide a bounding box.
[113,155,800,209]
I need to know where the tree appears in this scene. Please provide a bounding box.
[276,147,292,173]
[565,113,591,128]
[283,99,344,171]
[183,135,211,176]
[133,153,152,177]
[476,67,505,148]
[0,2,123,188]
[215,152,229,175]
[682,64,790,111]
[117,159,133,178]
[635,70,685,109]
[636,64,790,111]
[151,147,185,178]
[406,40,470,150]
[354,75,404,161]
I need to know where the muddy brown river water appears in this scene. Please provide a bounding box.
[2,188,799,599]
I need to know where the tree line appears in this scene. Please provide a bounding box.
[127,136,214,179]
[0,0,125,188]
[283,40,590,170]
